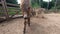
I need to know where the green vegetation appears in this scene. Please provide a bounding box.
[31,0,54,9]
[31,0,60,9]
[7,7,21,15]
[31,0,43,8]
[6,0,18,4]
[0,0,60,16]
[0,6,21,16]
[0,0,21,16]
[0,6,4,16]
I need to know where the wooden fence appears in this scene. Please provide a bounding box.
[0,0,20,20]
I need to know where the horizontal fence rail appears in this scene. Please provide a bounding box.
[0,0,22,22]
[0,2,19,7]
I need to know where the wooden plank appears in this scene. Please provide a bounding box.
[7,3,19,7]
[0,2,19,7]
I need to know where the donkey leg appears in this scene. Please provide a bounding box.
[28,17,30,26]
[23,19,27,34]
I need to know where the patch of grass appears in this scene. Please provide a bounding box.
[8,7,22,15]
[0,7,22,16]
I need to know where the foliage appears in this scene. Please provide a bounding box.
[31,0,40,8]
[31,0,54,9]
[7,7,21,15]
[42,1,54,9]
[6,0,18,4]
[56,5,60,9]
[0,7,21,15]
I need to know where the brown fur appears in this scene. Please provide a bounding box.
[34,8,46,17]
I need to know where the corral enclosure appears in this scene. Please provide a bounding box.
[0,0,22,22]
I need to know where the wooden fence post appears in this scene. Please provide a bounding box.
[1,0,9,19]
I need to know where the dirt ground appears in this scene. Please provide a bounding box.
[0,13,60,34]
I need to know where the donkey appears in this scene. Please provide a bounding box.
[20,0,31,34]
